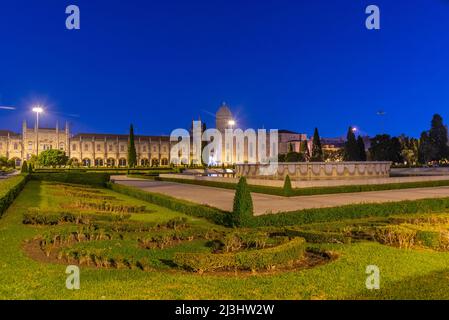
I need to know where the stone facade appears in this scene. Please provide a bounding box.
[0,121,171,167]
[236,162,392,180]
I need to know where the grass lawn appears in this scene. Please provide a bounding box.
[2,180,449,299]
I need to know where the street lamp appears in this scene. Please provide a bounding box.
[32,106,44,156]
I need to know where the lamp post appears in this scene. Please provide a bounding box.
[32,106,43,157]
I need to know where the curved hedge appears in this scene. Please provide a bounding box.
[173,237,306,273]
[0,175,29,217]
[31,172,110,187]
[107,182,230,226]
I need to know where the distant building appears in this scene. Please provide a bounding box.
[0,121,171,167]
[0,103,310,166]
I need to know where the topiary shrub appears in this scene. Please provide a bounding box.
[21,161,28,174]
[283,175,293,196]
[230,177,254,227]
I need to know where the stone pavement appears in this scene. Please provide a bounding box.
[112,175,449,216]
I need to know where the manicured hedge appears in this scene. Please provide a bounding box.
[107,182,230,226]
[246,197,449,227]
[31,172,110,187]
[157,176,449,197]
[173,237,306,273]
[284,228,351,244]
[0,175,29,217]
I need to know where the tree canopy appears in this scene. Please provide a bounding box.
[310,128,323,162]
[37,149,69,167]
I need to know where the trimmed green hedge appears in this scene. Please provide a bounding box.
[0,175,29,217]
[247,197,449,227]
[284,228,351,244]
[31,172,110,187]
[107,182,230,226]
[173,237,306,273]
[157,176,449,197]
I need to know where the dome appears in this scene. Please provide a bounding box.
[216,103,232,117]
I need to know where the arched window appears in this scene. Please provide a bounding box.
[107,158,115,167]
[95,158,104,167]
[161,158,169,166]
[151,158,159,167]
[82,158,91,167]
[59,142,65,150]
[118,158,127,167]
[140,158,149,166]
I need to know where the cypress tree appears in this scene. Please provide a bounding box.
[429,114,449,161]
[231,177,253,227]
[310,128,323,162]
[357,136,367,161]
[128,124,137,168]
[21,160,28,174]
[300,140,310,161]
[283,175,293,196]
[344,127,359,161]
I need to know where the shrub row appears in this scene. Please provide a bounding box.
[0,175,29,217]
[374,225,449,250]
[31,172,110,187]
[22,209,131,225]
[173,237,306,273]
[284,228,352,244]
[107,182,230,226]
[245,197,449,227]
[157,176,449,197]
[71,200,149,213]
[58,248,154,271]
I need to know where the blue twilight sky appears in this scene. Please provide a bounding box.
[0,0,448,138]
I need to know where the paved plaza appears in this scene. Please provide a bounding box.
[112,175,449,215]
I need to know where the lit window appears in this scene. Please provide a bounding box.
[97,144,101,152]
[28,142,33,151]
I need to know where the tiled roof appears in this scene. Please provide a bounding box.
[0,130,19,137]
[71,133,170,141]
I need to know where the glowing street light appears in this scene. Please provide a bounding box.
[32,106,44,156]
[228,119,235,128]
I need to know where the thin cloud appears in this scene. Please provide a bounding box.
[0,106,15,110]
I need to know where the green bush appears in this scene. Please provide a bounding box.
[173,237,306,273]
[230,177,253,227]
[374,225,417,249]
[0,175,29,217]
[246,197,449,227]
[107,182,230,226]
[21,161,28,174]
[416,231,440,249]
[285,228,351,244]
[31,172,110,186]
[283,175,293,196]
